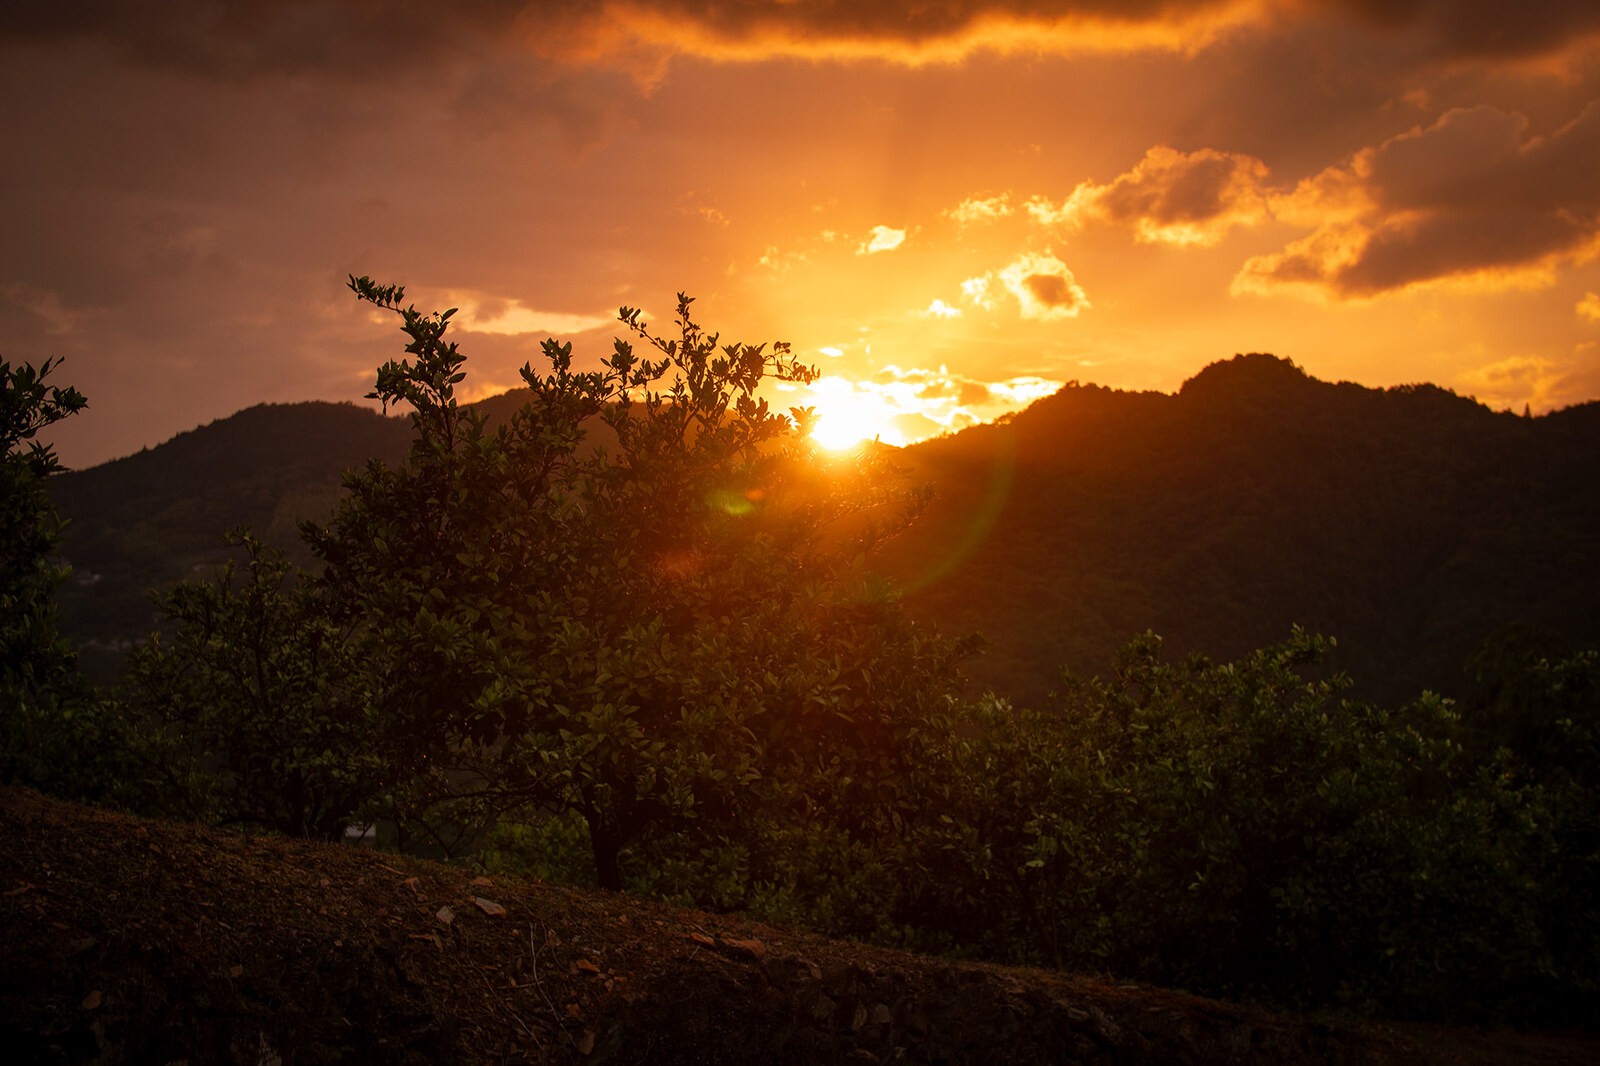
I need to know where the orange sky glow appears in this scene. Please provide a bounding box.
[5,1,1600,464]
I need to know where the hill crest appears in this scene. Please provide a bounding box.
[47,360,1600,704]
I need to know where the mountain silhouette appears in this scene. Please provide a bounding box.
[51,402,411,667]
[888,353,1600,705]
[49,356,1600,703]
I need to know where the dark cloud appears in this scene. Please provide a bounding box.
[8,1,1597,82]
[1024,272,1073,307]
[958,380,995,405]
[1237,100,1600,297]
[1366,103,1600,215]
[913,378,994,404]
[1339,208,1587,294]
[987,251,1089,320]
[0,0,1181,76]
[1055,146,1270,245]
[578,0,1187,45]
[573,1,1600,61]
[1319,0,1600,59]
[1097,151,1246,225]
[0,1,534,78]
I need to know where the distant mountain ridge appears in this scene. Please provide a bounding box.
[50,357,1600,703]
[52,401,412,665]
[889,353,1600,705]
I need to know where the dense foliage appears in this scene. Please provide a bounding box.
[6,297,1597,1027]
[891,356,1600,710]
[48,350,1600,711]
[0,359,97,791]
[117,279,969,884]
[119,531,386,838]
[1,360,85,705]
[899,630,1598,1022]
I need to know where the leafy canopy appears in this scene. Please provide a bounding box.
[289,278,966,883]
[2,358,89,786]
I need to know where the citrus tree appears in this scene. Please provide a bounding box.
[121,531,390,838]
[307,278,969,887]
[1,358,88,785]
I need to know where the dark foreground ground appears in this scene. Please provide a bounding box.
[2,787,1594,1065]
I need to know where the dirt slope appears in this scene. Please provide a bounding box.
[2,788,1591,1065]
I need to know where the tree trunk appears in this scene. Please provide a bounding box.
[588,819,624,893]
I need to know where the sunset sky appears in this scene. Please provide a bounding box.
[6,2,1600,466]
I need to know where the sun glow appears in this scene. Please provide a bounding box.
[791,369,1064,451]
[805,377,907,450]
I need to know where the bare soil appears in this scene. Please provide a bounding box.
[3,787,1594,1065]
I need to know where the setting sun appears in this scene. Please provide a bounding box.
[806,378,908,450]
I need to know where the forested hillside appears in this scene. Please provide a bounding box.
[50,402,411,674]
[52,352,1600,702]
[890,353,1600,706]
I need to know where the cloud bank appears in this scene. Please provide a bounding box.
[12,0,1599,78]
[1041,146,1273,246]
[1239,102,1600,298]
[1010,100,1600,301]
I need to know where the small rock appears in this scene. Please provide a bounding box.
[81,990,102,1011]
[724,937,766,959]
[436,905,454,926]
[870,1003,892,1026]
[473,896,506,917]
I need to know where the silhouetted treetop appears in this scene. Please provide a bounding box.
[1178,351,1316,404]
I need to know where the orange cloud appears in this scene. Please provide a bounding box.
[1579,292,1600,322]
[13,0,1600,83]
[1042,145,1272,246]
[997,250,1090,320]
[857,225,909,255]
[1236,101,1600,299]
[435,290,612,336]
[546,1,1271,67]
[538,1,1600,70]
[961,254,1090,319]
[961,275,996,310]
[945,194,1015,226]
[1454,350,1600,414]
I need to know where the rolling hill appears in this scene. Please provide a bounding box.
[50,401,412,673]
[49,355,1600,705]
[890,353,1600,706]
